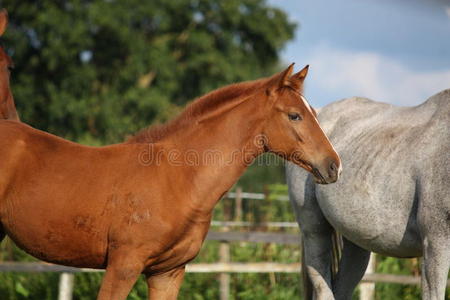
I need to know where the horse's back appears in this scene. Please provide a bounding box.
[0,120,79,157]
[319,90,449,171]
[0,120,96,184]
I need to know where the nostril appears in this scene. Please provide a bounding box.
[329,162,337,172]
[328,161,339,180]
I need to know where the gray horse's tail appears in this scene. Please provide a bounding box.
[331,229,343,280]
[301,229,343,300]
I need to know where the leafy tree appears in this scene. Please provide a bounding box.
[2,0,296,143]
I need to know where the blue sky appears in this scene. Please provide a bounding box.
[269,0,450,107]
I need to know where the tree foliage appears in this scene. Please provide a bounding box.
[2,0,296,142]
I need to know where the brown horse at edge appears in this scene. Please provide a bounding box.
[0,13,341,299]
[0,9,19,121]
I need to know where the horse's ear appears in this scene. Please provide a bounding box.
[0,9,8,37]
[280,63,295,87]
[289,65,309,90]
[267,63,295,94]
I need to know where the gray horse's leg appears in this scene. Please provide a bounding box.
[333,238,371,300]
[303,231,335,300]
[417,179,450,300]
[287,165,335,299]
[421,236,450,300]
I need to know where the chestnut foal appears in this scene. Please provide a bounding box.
[0,64,340,299]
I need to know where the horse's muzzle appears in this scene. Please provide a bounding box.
[312,157,340,184]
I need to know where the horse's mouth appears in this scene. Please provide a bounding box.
[311,167,328,184]
[291,154,331,184]
[292,156,330,184]
[293,157,313,172]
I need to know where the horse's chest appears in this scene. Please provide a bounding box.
[144,222,209,273]
[172,233,205,262]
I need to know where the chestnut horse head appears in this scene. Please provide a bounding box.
[0,9,19,121]
[130,63,342,184]
[262,64,341,184]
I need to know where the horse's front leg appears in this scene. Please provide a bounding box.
[97,249,145,300]
[146,266,186,299]
[302,232,335,300]
[418,186,450,300]
[333,237,370,300]
[421,235,450,300]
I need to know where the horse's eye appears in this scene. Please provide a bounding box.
[288,113,302,121]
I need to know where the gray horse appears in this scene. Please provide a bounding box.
[286,89,450,300]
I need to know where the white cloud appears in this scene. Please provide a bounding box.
[304,45,450,106]
[446,6,450,18]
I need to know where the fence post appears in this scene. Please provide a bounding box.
[360,253,376,300]
[219,240,230,300]
[58,272,74,300]
[219,189,237,300]
[234,187,242,221]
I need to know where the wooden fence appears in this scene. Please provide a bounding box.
[1,260,445,284]
[1,230,446,300]
[1,189,445,300]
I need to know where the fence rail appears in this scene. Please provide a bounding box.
[226,191,289,201]
[206,230,300,245]
[1,262,449,287]
[210,220,299,228]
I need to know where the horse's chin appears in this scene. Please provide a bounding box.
[313,176,329,185]
[310,167,326,184]
[288,153,338,184]
[292,158,313,173]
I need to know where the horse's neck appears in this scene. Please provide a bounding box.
[163,96,266,215]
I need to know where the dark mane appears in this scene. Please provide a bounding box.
[126,77,271,144]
